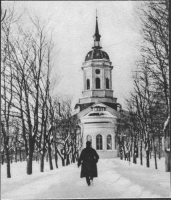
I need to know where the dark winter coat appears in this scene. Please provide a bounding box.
[78,147,99,178]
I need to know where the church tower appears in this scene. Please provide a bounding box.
[74,14,120,158]
[76,14,118,112]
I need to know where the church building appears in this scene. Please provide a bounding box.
[74,15,121,158]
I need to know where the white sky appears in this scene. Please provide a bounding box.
[3,1,143,110]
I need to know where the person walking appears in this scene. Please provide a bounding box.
[78,141,99,186]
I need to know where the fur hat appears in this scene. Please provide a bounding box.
[86,141,91,148]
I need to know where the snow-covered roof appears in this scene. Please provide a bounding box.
[81,110,116,124]
[86,111,114,118]
[91,103,107,108]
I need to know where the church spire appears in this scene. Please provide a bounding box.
[92,10,101,49]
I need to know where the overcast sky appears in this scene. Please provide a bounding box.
[3,1,143,110]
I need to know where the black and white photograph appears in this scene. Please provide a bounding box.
[1,1,170,199]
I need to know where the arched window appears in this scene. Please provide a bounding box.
[106,78,109,89]
[87,79,90,90]
[87,135,92,143]
[107,134,112,150]
[96,134,102,150]
[96,78,100,89]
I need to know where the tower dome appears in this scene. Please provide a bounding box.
[85,13,110,62]
[85,49,110,61]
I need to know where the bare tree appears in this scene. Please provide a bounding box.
[1,7,7,22]
[136,0,170,171]
[1,9,56,174]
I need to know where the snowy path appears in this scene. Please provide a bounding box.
[2,158,170,199]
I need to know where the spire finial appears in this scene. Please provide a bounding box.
[96,9,97,18]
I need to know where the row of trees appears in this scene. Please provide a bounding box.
[1,7,83,178]
[116,1,170,171]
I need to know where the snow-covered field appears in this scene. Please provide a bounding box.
[1,157,170,199]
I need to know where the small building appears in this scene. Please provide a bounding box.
[74,15,121,158]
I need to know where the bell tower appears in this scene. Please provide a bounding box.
[74,13,119,159]
[76,14,118,112]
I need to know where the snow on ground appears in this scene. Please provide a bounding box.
[1,157,170,199]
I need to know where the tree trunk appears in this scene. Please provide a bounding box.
[76,151,79,162]
[164,131,170,171]
[66,154,70,166]
[15,147,17,162]
[123,147,126,160]
[120,152,123,160]
[133,147,137,164]
[133,154,137,164]
[158,136,161,159]
[6,146,11,178]
[72,153,75,163]
[70,147,73,163]
[10,149,13,163]
[140,140,143,165]
[61,157,65,166]
[27,149,33,175]
[72,146,75,163]
[54,145,58,168]
[55,153,58,168]
[19,148,22,161]
[120,147,123,160]
[130,143,133,157]
[1,154,4,165]
[136,145,139,158]
[146,150,150,168]
[153,139,157,169]
[48,145,53,170]
[133,141,137,164]
[165,152,170,172]
[40,153,45,172]
[61,158,65,166]
[128,151,130,162]
[57,149,65,166]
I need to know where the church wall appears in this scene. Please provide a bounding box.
[82,90,113,98]
[82,123,117,158]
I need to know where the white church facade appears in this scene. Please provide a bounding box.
[74,15,121,158]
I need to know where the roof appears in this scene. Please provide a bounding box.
[93,15,101,42]
[81,110,116,124]
[85,49,110,61]
[91,103,106,108]
[85,110,115,118]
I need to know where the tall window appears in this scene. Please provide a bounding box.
[96,134,102,150]
[96,78,100,89]
[107,134,112,150]
[87,79,90,90]
[106,78,109,89]
[87,135,92,143]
